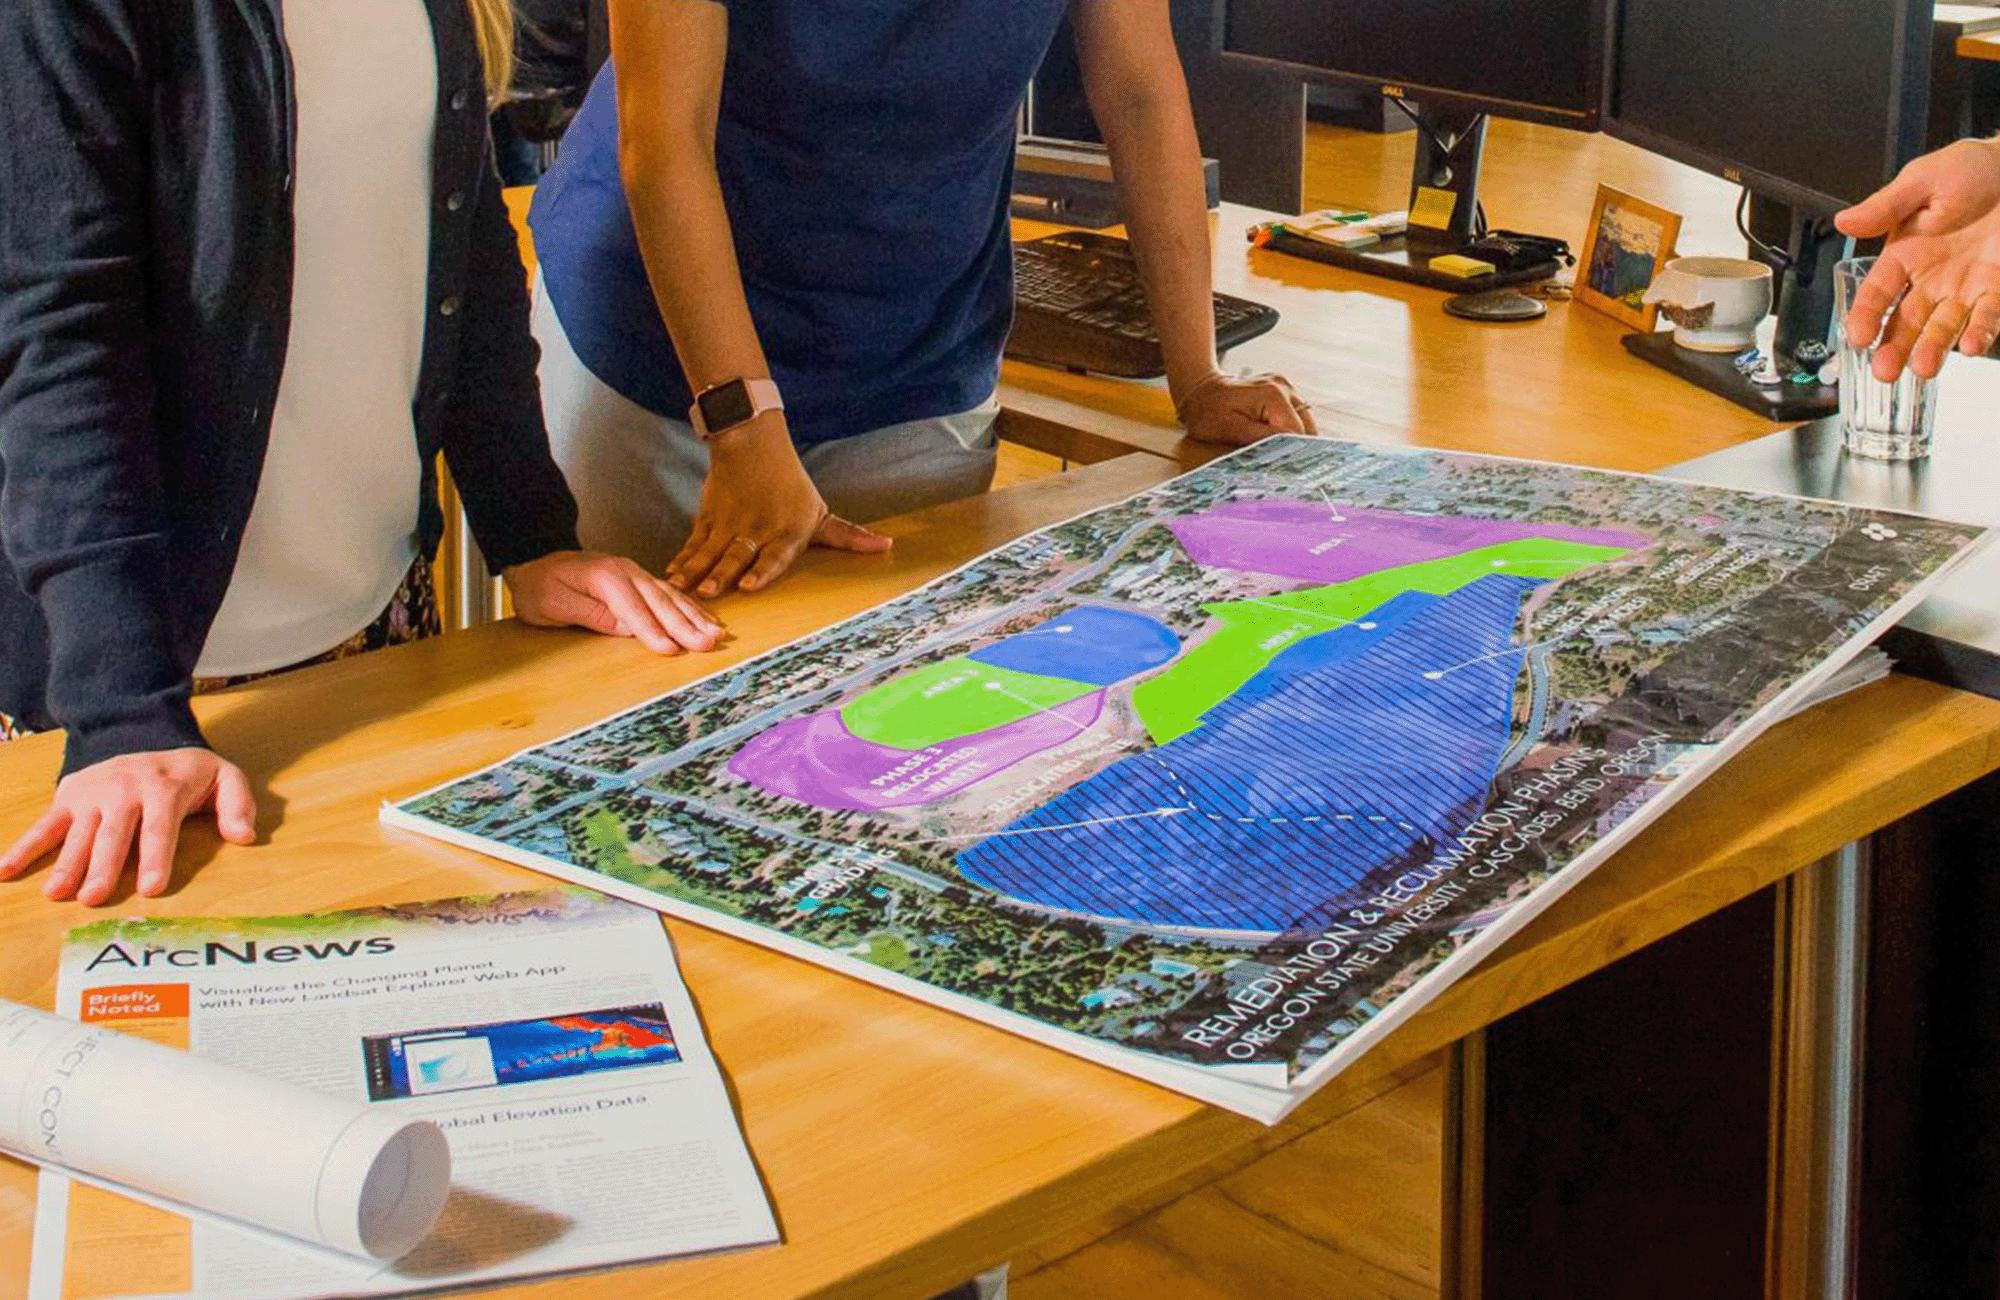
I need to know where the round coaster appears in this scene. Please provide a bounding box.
[1443,290,1548,322]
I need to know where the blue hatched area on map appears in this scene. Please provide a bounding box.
[957,574,1540,932]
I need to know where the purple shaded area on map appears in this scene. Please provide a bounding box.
[728,693,1105,812]
[1169,502,1652,583]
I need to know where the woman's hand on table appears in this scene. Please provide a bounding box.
[507,551,725,654]
[0,748,257,905]
[1835,136,2000,380]
[1175,371,1318,445]
[666,418,891,599]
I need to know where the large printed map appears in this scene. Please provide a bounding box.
[388,437,1984,1119]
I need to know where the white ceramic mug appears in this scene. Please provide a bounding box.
[1642,256,1774,352]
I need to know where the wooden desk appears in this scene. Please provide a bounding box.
[997,202,1793,474]
[6,448,2000,1299]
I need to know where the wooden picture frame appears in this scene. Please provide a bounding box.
[1575,184,1683,331]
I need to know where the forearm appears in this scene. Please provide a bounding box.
[610,0,794,470]
[619,134,794,469]
[445,139,580,571]
[619,131,776,401]
[0,0,206,773]
[609,0,769,400]
[0,344,201,772]
[1081,48,1220,401]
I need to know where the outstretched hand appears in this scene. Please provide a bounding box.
[507,551,725,654]
[0,748,257,906]
[1176,371,1318,446]
[1838,137,2000,245]
[1835,137,2000,380]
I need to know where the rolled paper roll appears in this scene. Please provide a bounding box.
[0,999,451,1260]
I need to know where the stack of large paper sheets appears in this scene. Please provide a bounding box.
[386,438,1988,1122]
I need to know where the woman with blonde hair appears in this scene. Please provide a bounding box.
[0,0,720,907]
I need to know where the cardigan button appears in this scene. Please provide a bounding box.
[445,191,466,213]
[450,89,470,112]
[439,295,462,318]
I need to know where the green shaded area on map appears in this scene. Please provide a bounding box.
[1134,537,1633,743]
[582,809,631,865]
[840,657,1098,750]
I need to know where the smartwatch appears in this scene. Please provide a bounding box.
[689,377,784,440]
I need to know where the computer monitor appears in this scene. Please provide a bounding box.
[1215,0,1604,285]
[1604,0,1929,218]
[1603,0,1931,416]
[1219,0,1603,132]
[1029,3,1307,215]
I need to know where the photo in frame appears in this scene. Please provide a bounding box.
[1575,185,1683,331]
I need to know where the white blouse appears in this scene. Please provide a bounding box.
[196,0,437,676]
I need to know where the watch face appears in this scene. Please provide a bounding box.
[698,380,756,433]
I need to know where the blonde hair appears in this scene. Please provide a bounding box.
[465,0,516,104]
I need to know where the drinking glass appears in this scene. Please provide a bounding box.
[1835,256,1938,461]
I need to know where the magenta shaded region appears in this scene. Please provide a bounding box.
[728,693,1105,812]
[1168,501,1651,582]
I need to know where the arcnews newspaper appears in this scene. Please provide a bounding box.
[11,889,777,1300]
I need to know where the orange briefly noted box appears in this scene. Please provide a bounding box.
[81,984,189,1022]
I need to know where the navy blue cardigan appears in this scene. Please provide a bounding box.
[0,0,581,775]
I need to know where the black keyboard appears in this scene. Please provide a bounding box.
[1005,231,1280,379]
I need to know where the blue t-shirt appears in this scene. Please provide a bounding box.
[531,0,1074,446]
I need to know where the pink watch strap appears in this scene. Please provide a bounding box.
[689,378,786,439]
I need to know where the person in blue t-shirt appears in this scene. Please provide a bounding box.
[529,0,1316,600]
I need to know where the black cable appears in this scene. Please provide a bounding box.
[1735,187,1792,272]
[1389,95,1448,161]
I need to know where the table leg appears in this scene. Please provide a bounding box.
[1766,847,1869,1300]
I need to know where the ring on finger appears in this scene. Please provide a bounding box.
[728,536,763,556]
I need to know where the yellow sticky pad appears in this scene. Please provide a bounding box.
[1429,254,1497,279]
[1409,185,1460,232]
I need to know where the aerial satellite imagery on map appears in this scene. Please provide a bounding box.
[387,437,1986,1119]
